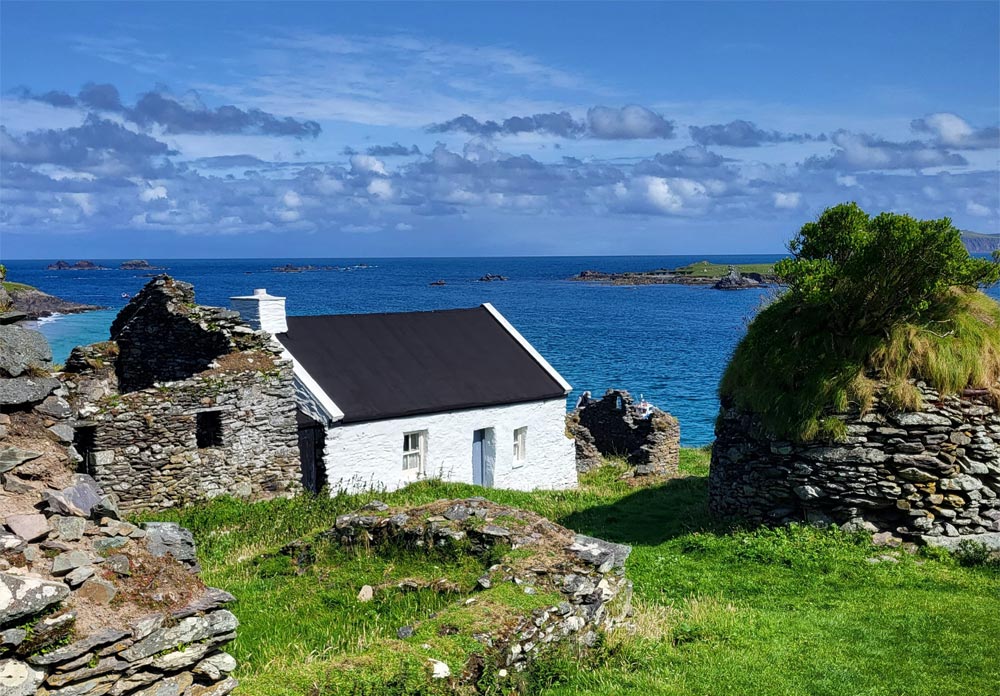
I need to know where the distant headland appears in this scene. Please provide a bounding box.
[571,261,780,288]
[962,231,1000,253]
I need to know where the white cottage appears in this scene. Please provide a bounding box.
[230,289,578,493]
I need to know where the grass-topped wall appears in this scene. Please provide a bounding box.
[720,202,1000,442]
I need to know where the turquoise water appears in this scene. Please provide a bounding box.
[6,256,999,446]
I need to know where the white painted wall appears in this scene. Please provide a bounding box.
[321,398,577,493]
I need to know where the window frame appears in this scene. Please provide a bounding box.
[512,426,527,467]
[402,430,426,473]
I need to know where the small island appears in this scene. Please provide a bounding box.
[120,259,167,271]
[478,273,509,282]
[571,260,779,288]
[46,260,110,271]
[272,263,375,273]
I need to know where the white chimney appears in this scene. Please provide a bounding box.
[230,288,288,334]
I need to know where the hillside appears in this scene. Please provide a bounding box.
[962,231,1000,253]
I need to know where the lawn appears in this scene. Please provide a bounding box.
[147,449,1000,695]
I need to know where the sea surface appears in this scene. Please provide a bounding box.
[6,256,999,447]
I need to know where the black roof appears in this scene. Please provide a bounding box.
[277,306,567,423]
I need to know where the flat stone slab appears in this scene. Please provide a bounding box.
[0,448,42,474]
[0,376,60,406]
[44,476,103,518]
[4,513,50,542]
[570,534,632,572]
[51,550,91,576]
[0,572,70,625]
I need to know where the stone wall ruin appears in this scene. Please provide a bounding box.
[62,276,301,512]
[710,381,1000,549]
[566,389,680,476]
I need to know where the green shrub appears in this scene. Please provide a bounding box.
[721,203,1000,441]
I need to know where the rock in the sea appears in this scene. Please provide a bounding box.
[0,376,60,406]
[0,325,52,378]
[0,572,70,625]
[713,266,760,290]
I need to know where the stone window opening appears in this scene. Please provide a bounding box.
[73,425,97,475]
[196,411,224,448]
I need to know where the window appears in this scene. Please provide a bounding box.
[513,427,527,465]
[196,411,223,448]
[403,431,426,472]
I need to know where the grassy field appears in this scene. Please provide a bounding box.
[147,449,1000,695]
[670,261,776,278]
[2,280,36,293]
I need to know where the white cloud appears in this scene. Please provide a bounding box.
[836,175,858,187]
[140,185,168,202]
[773,192,801,209]
[966,201,991,217]
[282,190,302,207]
[351,154,388,176]
[395,222,413,231]
[367,178,394,199]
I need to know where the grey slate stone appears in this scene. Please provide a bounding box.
[0,658,45,696]
[0,447,42,474]
[569,534,632,572]
[34,395,72,419]
[51,550,91,576]
[43,476,103,518]
[27,627,130,665]
[0,376,60,406]
[45,423,75,445]
[143,522,197,564]
[121,610,238,661]
[0,572,70,625]
[51,516,87,541]
[0,325,52,378]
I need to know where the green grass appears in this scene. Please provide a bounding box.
[146,448,1000,695]
[2,280,36,293]
[670,261,776,279]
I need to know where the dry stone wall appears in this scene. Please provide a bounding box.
[710,381,1000,548]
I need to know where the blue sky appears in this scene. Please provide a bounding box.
[1,1,998,258]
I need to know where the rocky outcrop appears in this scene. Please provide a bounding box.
[710,381,1000,548]
[329,498,632,678]
[119,260,167,271]
[45,261,109,271]
[713,266,761,290]
[566,389,680,475]
[4,287,103,320]
[0,326,52,379]
[477,274,509,282]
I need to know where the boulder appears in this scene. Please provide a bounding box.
[43,475,104,518]
[0,377,60,407]
[76,578,117,605]
[0,572,70,625]
[34,395,72,419]
[144,522,198,564]
[0,325,51,378]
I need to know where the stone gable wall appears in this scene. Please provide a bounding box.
[710,382,1000,547]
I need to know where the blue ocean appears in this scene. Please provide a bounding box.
[6,256,999,447]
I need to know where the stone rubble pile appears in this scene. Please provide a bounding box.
[330,498,633,678]
[1,321,240,695]
[711,381,1000,550]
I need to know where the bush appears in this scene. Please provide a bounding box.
[721,203,1000,441]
